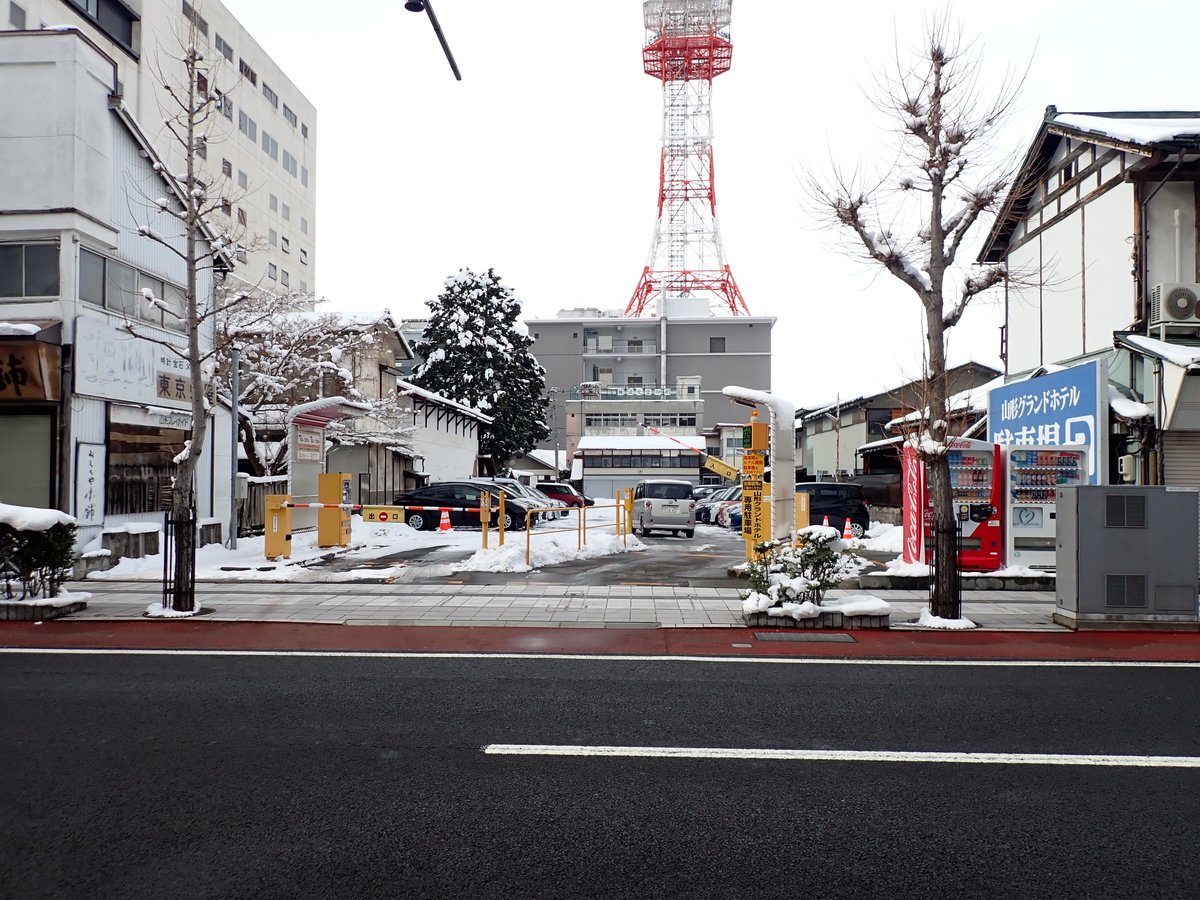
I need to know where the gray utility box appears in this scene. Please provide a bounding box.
[1056,485,1199,631]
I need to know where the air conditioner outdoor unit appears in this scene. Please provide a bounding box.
[1150,283,1200,326]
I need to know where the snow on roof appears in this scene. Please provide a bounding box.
[1118,334,1200,368]
[1108,384,1153,419]
[395,377,493,424]
[1054,113,1200,147]
[526,449,568,470]
[885,374,1010,429]
[286,397,372,426]
[0,501,75,531]
[857,435,903,453]
[0,322,42,336]
[577,435,707,451]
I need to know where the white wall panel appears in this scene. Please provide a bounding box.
[1006,241,1043,373]
[1040,208,1084,363]
[1146,182,1198,287]
[1082,183,1137,351]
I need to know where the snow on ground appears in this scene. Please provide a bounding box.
[991,565,1053,578]
[883,557,931,577]
[857,522,903,555]
[88,500,636,580]
[915,609,977,630]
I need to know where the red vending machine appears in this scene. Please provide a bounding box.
[901,437,1004,571]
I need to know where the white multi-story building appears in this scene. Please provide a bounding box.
[3,0,316,293]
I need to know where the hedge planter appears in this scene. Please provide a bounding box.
[0,600,88,621]
[743,610,890,630]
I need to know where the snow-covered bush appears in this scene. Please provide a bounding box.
[0,504,78,600]
[741,526,866,613]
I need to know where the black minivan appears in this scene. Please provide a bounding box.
[795,482,871,539]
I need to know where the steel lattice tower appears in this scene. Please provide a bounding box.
[626,0,749,318]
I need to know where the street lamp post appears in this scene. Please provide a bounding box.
[403,0,462,81]
[549,387,561,477]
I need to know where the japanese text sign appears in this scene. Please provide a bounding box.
[741,477,765,541]
[987,360,1107,482]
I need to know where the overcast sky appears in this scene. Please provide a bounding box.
[222,0,1200,409]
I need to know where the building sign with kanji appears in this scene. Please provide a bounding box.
[0,340,61,401]
[987,359,1107,483]
[741,477,765,541]
[156,369,194,403]
[74,314,191,409]
[74,442,105,525]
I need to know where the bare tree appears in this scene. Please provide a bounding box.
[808,15,1023,618]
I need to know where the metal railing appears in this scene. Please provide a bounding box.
[570,384,699,401]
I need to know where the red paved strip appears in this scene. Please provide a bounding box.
[2,621,1200,661]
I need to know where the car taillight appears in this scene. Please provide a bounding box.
[645,501,653,509]
[689,502,696,510]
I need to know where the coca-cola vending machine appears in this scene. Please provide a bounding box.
[902,437,1004,571]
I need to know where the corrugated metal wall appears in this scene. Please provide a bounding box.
[1163,431,1200,570]
[110,123,189,286]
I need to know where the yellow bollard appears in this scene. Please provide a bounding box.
[480,491,491,549]
[264,494,292,560]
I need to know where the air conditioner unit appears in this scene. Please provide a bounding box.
[1150,283,1200,326]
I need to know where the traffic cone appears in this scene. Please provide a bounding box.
[822,515,829,527]
[842,518,854,540]
[439,509,452,532]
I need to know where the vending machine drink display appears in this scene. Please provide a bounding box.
[901,437,1004,571]
[1002,445,1087,570]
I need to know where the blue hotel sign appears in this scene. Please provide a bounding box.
[987,360,1108,483]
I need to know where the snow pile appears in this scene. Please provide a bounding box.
[0,502,75,532]
[990,565,1052,578]
[860,522,903,554]
[459,531,646,574]
[144,602,202,618]
[743,594,893,619]
[884,557,931,577]
[820,595,893,617]
[915,609,977,630]
[1107,384,1152,420]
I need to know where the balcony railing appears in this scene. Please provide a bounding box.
[581,340,657,355]
[570,384,700,401]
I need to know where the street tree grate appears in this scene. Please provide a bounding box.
[753,632,857,643]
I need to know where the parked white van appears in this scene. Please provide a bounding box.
[632,479,696,538]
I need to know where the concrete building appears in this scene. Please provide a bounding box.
[3,0,317,293]
[574,434,706,499]
[0,29,230,551]
[527,307,775,455]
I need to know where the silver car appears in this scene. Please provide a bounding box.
[632,479,696,538]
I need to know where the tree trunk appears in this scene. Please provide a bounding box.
[924,299,960,620]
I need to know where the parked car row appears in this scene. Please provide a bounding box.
[697,481,870,538]
[390,479,599,531]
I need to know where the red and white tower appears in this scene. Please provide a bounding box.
[626,0,749,318]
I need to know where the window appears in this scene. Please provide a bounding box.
[626,375,643,385]
[238,110,257,142]
[214,33,233,61]
[0,244,59,297]
[220,198,231,216]
[237,170,248,189]
[269,194,278,212]
[78,248,105,304]
[217,93,233,119]
[195,137,206,159]
[282,150,298,177]
[300,249,308,265]
[235,244,247,263]
[299,280,307,293]
[709,336,726,353]
[262,82,278,107]
[106,261,137,316]
[281,203,290,220]
[181,0,208,36]
[280,269,289,288]
[300,217,308,234]
[239,58,257,86]
[268,263,277,280]
[283,104,297,128]
[301,123,308,139]
[300,167,308,187]
[9,1,26,29]
[262,131,278,161]
[268,229,277,247]
[1106,494,1147,528]
[221,158,232,177]
[237,207,246,226]
[196,73,208,95]
[281,237,290,253]
[107,415,186,514]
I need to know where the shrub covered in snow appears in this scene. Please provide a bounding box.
[0,503,78,600]
[741,526,868,614]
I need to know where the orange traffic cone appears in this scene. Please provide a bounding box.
[439,509,452,532]
[842,518,854,540]
[822,515,829,527]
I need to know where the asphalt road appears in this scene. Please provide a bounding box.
[5,652,1199,899]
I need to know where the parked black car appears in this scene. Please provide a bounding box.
[795,482,871,539]
[393,481,534,531]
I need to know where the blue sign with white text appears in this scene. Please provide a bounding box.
[987,360,1106,483]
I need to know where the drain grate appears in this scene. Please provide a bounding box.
[753,632,856,643]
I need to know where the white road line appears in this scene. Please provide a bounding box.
[484,744,1200,767]
[1,647,1199,667]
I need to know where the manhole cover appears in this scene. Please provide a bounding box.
[753,632,856,642]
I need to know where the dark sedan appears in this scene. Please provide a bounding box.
[393,482,533,531]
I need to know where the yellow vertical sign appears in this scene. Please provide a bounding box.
[741,477,765,541]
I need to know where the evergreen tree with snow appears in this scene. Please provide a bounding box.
[412,268,550,469]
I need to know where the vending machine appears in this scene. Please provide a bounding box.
[1002,445,1088,570]
[901,437,1005,571]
